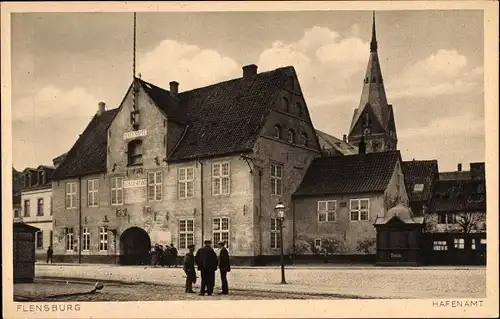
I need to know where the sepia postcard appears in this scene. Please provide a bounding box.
[2,1,499,318]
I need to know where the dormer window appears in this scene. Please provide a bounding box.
[127,139,143,166]
[38,171,46,185]
[282,97,289,113]
[273,125,282,140]
[287,129,296,143]
[300,133,309,147]
[24,173,31,188]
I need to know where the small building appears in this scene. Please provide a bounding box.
[13,223,40,283]
[315,130,358,157]
[292,150,409,261]
[374,204,425,266]
[402,159,439,215]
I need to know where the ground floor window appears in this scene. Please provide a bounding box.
[314,238,322,249]
[36,231,43,249]
[99,226,108,251]
[65,227,74,251]
[270,218,280,249]
[82,227,90,251]
[454,238,465,249]
[179,219,194,249]
[213,217,230,247]
[433,240,448,251]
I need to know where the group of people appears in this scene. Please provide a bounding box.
[183,240,231,296]
[150,243,178,267]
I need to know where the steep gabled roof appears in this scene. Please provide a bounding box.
[138,79,188,124]
[315,129,358,155]
[402,160,439,203]
[52,108,118,180]
[293,150,401,197]
[167,66,293,161]
[429,179,486,213]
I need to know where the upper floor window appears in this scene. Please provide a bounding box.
[127,139,143,166]
[350,198,370,221]
[287,129,296,144]
[14,209,20,218]
[300,133,309,147]
[37,198,44,216]
[317,200,336,222]
[282,97,289,113]
[271,163,283,196]
[178,167,194,199]
[413,183,424,192]
[212,162,230,196]
[148,171,162,201]
[110,177,123,205]
[65,182,77,209]
[88,179,99,207]
[24,199,31,217]
[273,125,282,139]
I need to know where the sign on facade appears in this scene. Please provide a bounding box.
[124,179,147,188]
[123,129,147,140]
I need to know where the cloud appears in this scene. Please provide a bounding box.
[387,49,482,99]
[138,39,239,91]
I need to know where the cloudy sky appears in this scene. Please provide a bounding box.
[11,10,484,172]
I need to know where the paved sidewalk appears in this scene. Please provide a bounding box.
[35,263,486,299]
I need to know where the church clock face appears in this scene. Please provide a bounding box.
[363,128,371,135]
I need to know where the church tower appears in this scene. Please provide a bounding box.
[348,12,397,153]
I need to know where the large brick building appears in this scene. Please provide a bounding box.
[51,65,324,264]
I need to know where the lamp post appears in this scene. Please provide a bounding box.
[275,202,287,284]
[103,216,118,264]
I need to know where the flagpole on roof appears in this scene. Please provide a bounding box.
[132,12,137,111]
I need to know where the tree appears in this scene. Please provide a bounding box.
[455,212,485,233]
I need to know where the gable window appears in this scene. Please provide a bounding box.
[454,238,465,249]
[350,198,370,221]
[37,198,44,216]
[65,227,74,251]
[36,231,43,249]
[295,102,303,117]
[110,177,123,205]
[24,173,31,188]
[179,219,194,249]
[178,167,195,199]
[99,226,108,251]
[317,200,336,222]
[300,133,309,147]
[127,139,143,166]
[282,97,289,113]
[438,213,456,225]
[148,171,163,201]
[314,239,322,249]
[23,200,30,217]
[270,217,280,249]
[88,179,99,207]
[271,163,283,196]
[82,227,90,252]
[433,240,448,251]
[212,162,230,196]
[273,125,282,139]
[413,183,424,192]
[287,129,296,143]
[65,182,77,209]
[213,217,230,248]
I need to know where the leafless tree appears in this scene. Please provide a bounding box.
[455,212,485,233]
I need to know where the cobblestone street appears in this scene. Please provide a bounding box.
[32,263,486,299]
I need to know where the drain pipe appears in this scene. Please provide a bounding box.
[78,174,82,264]
[197,159,204,246]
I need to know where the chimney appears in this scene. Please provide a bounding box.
[358,135,366,154]
[457,163,462,172]
[342,134,347,142]
[97,102,106,116]
[169,81,179,97]
[242,64,258,78]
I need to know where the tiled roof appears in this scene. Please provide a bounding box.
[439,171,471,181]
[315,130,358,155]
[429,180,486,213]
[402,160,439,202]
[138,79,188,125]
[167,67,292,161]
[293,150,401,197]
[52,109,118,180]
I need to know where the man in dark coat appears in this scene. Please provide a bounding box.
[170,243,178,267]
[195,240,218,296]
[46,246,53,264]
[183,244,197,293]
[217,241,231,295]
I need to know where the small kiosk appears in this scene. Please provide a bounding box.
[374,204,425,266]
[13,222,40,283]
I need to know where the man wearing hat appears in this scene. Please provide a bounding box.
[195,239,218,296]
[218,241,231,295]
[183,244,197,293]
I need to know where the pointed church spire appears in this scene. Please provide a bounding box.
[370,11,377,52]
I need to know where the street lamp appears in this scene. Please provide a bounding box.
[274,202,287,284]
[103,216,118,264]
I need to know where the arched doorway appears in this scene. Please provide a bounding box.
[119,227,151,265]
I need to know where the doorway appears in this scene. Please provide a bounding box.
[119,227,151,265]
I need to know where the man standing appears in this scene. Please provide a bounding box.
[46,246,53,264]
[195,240,218,296]
[183,244,196,293]
[218,241,231,295]
[170,243,178,267]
